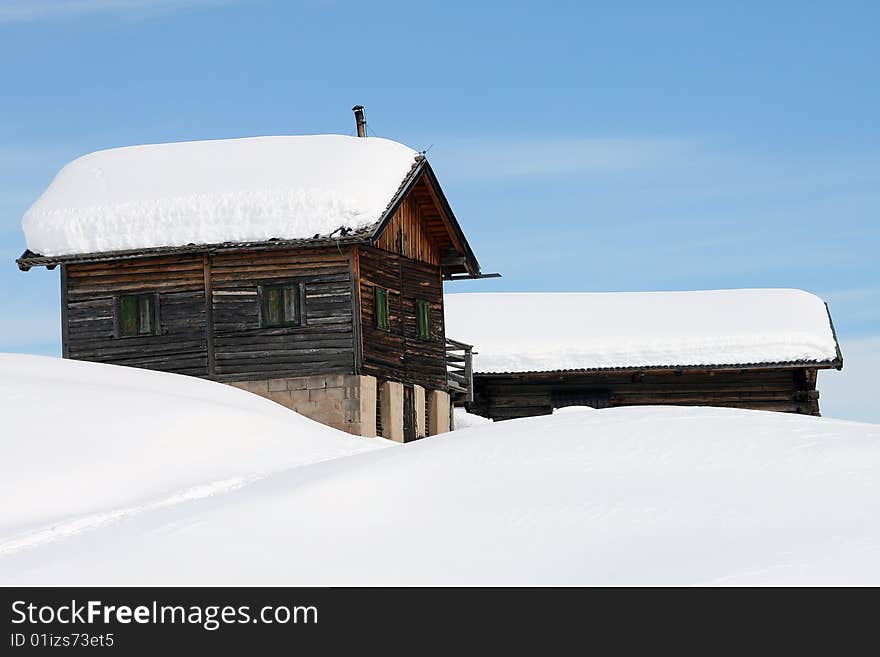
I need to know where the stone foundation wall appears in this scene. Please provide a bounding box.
[230,375,450,440]
[230,374,377,437]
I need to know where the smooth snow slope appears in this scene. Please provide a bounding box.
[4,405,879,585]
[0,354,387,547]
[22,135,419,256]
[444,290,840,372]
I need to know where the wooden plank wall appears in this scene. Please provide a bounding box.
[65,254,209,376]
[357,245,447,391]
[468,368,822,420]
[64,248,356,382]
[375,194,441,266]
[210,248,355,381]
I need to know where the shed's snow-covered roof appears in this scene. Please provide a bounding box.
[21,135,420,257]
[444,289,841,373]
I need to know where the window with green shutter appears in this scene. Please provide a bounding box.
[416,299,430,340]
[375,287,389,330]
[260,283,302,327]
[117,293,158,337]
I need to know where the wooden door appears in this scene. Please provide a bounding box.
[403,384,416,442]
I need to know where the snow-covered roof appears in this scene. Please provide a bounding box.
[444,289,842,373]
[21,135,420,257]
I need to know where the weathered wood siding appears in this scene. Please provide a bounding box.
[375,193,442,265]
[65,254,209,376]
[57,169,464,396]
[468,367,822,420]
[210,248,355,381]
[357,245,447,391]
[63,248,357,382]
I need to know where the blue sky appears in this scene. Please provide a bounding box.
[1,1,878,418]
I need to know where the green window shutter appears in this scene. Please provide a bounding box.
[375,288,389,330]
[283,285,299,324]
[417,299,430,340]
[119,295,138,337]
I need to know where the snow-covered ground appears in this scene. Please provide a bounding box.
[0,354,387,552]
[2,355,879,585]
[453,407,493,429]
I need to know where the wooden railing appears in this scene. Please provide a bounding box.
[446,337,474,403]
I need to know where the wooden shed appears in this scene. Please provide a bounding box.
[17,119,485,441]
[444,291,843,420]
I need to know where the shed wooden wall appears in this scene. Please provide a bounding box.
[357,245,447,391]
[210,247,355,381]
[63,247,357,382]
[65,255,209,376]
[468,367,822,420]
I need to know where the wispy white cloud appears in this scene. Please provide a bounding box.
[0,0,231,23]
[426,134,880,194]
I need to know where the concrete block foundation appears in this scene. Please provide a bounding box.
[230,374,377,437]
[231,375,449,441]
[379,380,404,442]
[428,389,451,436]
[414,384,426,439]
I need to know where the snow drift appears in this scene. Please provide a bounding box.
[21,135,419,257]
[2,359,879,585]
[444,290,840,372]
[0,354,386,547]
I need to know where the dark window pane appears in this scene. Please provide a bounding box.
[119,296,138,337]
[118,294,156,337]
[262,284,301,327]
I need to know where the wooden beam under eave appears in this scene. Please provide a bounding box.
[419,174,470,269]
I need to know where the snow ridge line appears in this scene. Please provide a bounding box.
[0,476,256,556]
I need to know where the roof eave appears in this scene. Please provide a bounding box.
[368,158,482,277]
[18,155,484,276]
[422,161,481,276]
[15,233,372,270]
[473,359,844,377]
[825,301,844,371]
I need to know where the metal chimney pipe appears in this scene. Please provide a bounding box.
[352,105,367,138]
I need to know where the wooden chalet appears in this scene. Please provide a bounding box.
[17,108,488,441]
[17,108,844,434]
[444,291,843,421]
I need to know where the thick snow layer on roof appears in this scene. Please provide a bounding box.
[444,289,839,372]
[21,135,419,257]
